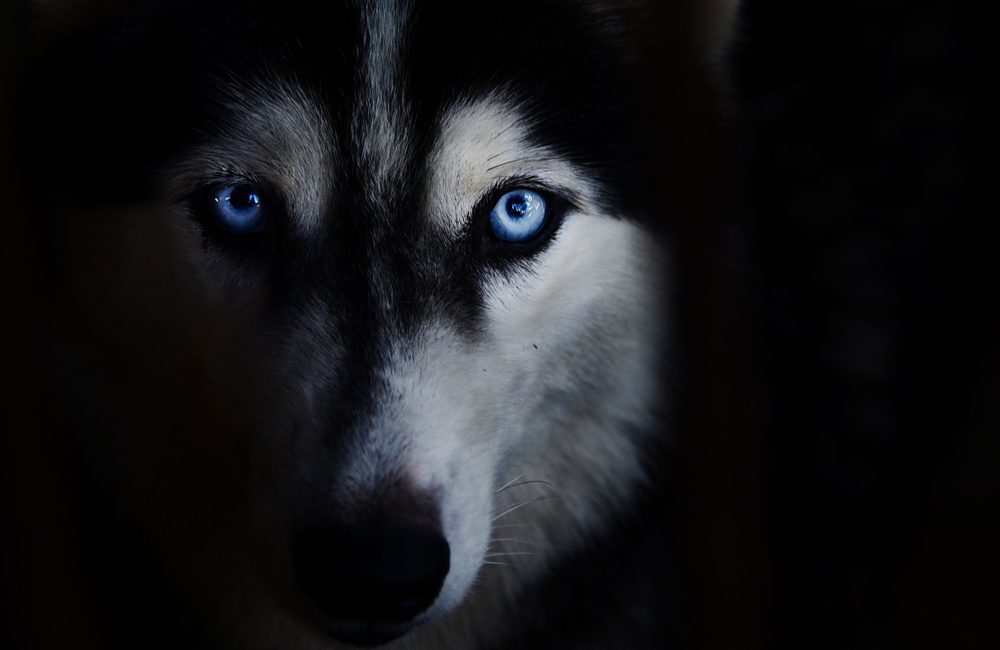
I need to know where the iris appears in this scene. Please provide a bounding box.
[488,189,547,242]
[211,183,265,233]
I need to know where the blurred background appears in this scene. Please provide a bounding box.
[720,1,991,648]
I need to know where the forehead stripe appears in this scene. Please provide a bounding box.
[355,0,414,200]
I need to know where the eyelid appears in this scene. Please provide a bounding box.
[186,172,269,200]
[472,179,575,260]
[473,177,574,221]
[489,188,547,241]
[183,177,281,243]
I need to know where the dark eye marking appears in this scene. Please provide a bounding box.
[209,182,266,233]
[488,188,548,242]
[473,179,573,259]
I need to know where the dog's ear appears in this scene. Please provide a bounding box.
[591,0,739,64]
[26,0,129,35]
[700,0,740,63]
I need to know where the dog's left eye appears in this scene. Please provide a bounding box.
[489,189,548,242]
[210,183,266,233]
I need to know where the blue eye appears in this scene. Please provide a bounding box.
[211,183,265,233]
[489,189,548,242]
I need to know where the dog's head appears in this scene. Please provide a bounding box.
[18,1,736,647]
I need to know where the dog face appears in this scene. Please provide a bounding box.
[19,0,734,647]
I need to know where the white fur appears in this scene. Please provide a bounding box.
[353,0,414,202]
[325,95,670,647]
[425,94,600,235]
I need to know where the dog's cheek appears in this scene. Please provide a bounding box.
[483,213,666,434]
[58,203,277,619]
[62,203,260,370]
[479,214,667,543]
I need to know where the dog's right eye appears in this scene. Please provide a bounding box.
[209,183,266,233]
[489,189,548,243]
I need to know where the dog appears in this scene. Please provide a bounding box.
[5,1,738,648]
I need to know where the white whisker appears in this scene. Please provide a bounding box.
[489,537,553,548]
[497,479,556,494]
[491,495,559,522]
[495,473,525,494]
[491,523,531,530]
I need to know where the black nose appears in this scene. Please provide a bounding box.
[292,518,450,642]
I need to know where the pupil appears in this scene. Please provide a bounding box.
[230,186,260,210]
[507,196,528,217]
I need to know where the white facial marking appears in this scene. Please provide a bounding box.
[354,0,414,200]
[343,217,668,649]
[425,94,600,235]
[481,212,667,540]
[328,90,669,645]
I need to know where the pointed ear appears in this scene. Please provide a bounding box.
[30,0,88,21]
[28,0,127,31]
[700,0,740,63]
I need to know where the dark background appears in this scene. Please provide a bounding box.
[726,1,993,648]
[0,1,992,649]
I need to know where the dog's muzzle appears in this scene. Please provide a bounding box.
[292,508,450,646]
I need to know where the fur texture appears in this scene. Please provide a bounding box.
[6,1,737,648]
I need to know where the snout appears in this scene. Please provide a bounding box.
[292,514,450,647]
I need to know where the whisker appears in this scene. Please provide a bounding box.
[484,552,535,558]
[489,537,553,548]
[497,479,556,494]
[481,561,512,567]
[495,473,525,494]
[485,155,558,172]
[487,123,517,146]
[491,495,559,522]
[490,523,531,530]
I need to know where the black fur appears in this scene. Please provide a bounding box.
[6,1,733,648]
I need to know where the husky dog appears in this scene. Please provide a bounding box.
[6,1,737,648]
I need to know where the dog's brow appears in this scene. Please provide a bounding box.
[424,96,596,234]
[168,79,336,236]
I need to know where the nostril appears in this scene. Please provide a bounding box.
[292,519,450,632]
